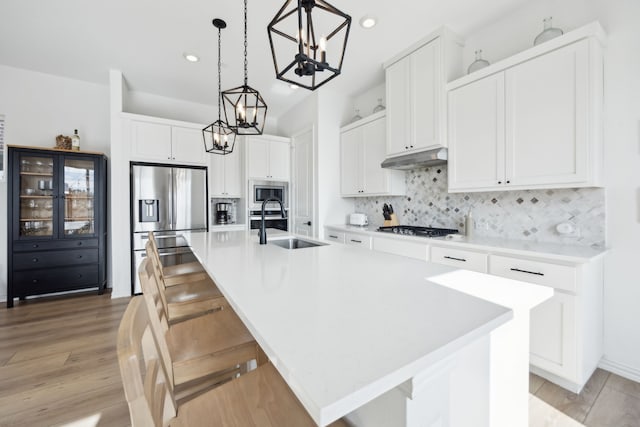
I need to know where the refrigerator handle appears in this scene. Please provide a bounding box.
[171,168,178,229]
[168,168,174,228]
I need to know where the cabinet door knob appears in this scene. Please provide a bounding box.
[405,146,409,150]
[32,258,38,263]
[498,181,502,184]
[32,244,39,248]
[77,241,83,246]
[506,180,511,184]
[77,274,83,278]
[32,279,38,284]
[77,255,83,259]
[410,145,414,148]
[306,221,312,226]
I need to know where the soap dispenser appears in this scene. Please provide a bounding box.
[465,211,474,238]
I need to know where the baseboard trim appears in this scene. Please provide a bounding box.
[529,365,582,393]
[599,358,640,383]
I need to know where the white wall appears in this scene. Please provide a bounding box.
[459,0,640,380]
[0,65,110,301]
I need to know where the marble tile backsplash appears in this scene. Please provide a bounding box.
[353,166,605,248]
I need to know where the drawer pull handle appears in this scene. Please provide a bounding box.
[444,256,467,262]
[329,235,338,239]
[510,268,544,276]
[32,244,39,248]
[350,239,362,243]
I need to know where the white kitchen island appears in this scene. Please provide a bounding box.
[184,230,552,427]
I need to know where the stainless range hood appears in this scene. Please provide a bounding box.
[380,148,448,170]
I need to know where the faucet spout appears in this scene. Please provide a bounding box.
[259,198,287,245]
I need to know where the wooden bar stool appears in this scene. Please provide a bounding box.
[118,297,349,427]
[145,241,228,323]
[147,231,208,286]
[138,259,257,387]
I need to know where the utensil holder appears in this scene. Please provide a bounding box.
[383,214,399,227]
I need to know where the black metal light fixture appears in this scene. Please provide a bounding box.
[267,0,351,91]
[203,19,236,155]
[222,0,267,135]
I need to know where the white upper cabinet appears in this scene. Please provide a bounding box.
[209,144,243,198]
[448,73,505,190]
[129,116,207,166]
[447,23,606,193]
[246,135,290,181]
[384,28,463,158]
[171,126,207,165]
[340,113,405,197]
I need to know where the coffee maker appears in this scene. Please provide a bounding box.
[215,202,232,224]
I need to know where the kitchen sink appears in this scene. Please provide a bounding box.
[269,237,327,250]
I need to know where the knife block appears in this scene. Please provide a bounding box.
[383,214,399,227]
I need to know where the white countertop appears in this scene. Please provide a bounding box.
[326,224,607,264]
[184,230,513,426]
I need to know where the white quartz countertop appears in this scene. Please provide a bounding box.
[184,230,512,426]
[326,224,607,264]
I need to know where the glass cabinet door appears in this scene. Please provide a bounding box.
[63,158,96,236]
[18,154,55,237]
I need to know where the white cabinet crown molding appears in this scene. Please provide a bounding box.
[382,26,464,69]
[120,111,206,129]
[446,21,607,92]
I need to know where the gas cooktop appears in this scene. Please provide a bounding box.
[377,225,459,238]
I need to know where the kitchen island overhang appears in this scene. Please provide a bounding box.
[183,230,552,426]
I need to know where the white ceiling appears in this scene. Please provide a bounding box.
[0,0,530,119]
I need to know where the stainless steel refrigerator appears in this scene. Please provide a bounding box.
[130,163,208,294]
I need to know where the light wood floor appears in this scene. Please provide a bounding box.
[0,292,130,427]
[1,293,639,427]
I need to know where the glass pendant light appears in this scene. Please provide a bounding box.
[222,0,267,135]
[267,0,352,91]
[534,17,564,46]
[203,19,236,155]
[467,49,490,74]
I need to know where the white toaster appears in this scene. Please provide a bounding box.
[349,213,369,226]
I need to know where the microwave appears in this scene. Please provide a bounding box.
[249,180,288,210]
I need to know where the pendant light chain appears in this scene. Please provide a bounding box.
[217,25,222,122]
[243,0,248,86]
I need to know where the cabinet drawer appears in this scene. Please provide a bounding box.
[373,237,428,261]
[430,246,488,273]
[325,230,346,244]
[489,255,576,293]
[345,233,372,249]
[12,265,100,295]
[13,249,99,270]
[13,239,99,252]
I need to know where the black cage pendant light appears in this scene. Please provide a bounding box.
[267,0,351,91]
[203,19,236,155]
[222,0,267,135]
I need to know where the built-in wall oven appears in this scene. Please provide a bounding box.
[248,180,289,231]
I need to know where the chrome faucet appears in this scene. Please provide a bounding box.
[259,198,287,245]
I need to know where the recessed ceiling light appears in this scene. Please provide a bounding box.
[359,15,377,29]
[183,53,200,63]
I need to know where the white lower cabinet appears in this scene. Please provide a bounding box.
[345,233,372,249]
[373,237,429,261]
[430,245,488,273]
[325,230,346,244]
[529,292,576,377]
[489,253,602,392]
